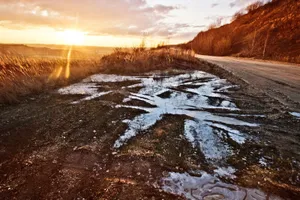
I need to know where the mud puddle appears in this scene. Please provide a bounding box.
[161,172,282,200]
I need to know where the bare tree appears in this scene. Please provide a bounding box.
[263,24,275,58]
[251,28,257,55]
[246,1,264,13]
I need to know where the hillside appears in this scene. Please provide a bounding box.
[0,44,85,58]
[183,0,300,63]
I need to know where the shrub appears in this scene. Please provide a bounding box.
[208,17,223,30]
[232,11,244,21]
[101,48,198,74]
[246,1,264,12]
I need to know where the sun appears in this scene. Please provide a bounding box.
[61,29,86,45]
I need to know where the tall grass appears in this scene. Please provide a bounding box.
[0,55,102,104]
[0,47,199,104]
[101,48,198,74]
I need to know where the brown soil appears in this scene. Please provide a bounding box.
[0,62,299,199]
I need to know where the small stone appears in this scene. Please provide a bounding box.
[52,159,58,164]
[152,182,159,188]
[25,160,33,165]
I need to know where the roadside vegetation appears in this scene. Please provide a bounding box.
[0,46,199,104]
[101,47,198,74]
[0,55,102,104]
[184,0,300,63]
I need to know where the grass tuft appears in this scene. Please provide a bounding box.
[101,48,199,74]
[0,55,102,104]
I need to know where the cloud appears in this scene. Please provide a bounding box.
[229,0,268,8]
[229,0,252,7]
[174,23,205,29]
[211,3,219,8]
[0,0,180,38]
[205,15,232,27]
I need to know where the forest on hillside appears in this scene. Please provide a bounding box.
[183,0,300,63]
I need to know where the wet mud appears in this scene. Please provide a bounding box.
[0,67,300,199]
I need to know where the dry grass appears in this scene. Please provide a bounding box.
[101,48,199,74]
[0,55,102,104]
[0,47,200,104]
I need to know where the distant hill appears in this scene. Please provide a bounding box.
[28,44,115,55]
[182,0,300,63]
[0,44,86,58]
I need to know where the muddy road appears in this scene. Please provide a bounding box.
[197,55,300,112]
[0,65,300,199]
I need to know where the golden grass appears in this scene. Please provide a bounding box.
[0,55,102,104]
[0,48,199,104]
[101,48,198,74]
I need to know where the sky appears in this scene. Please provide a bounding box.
[0,0,265,47]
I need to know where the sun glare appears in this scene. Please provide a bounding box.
[61,29,85,45]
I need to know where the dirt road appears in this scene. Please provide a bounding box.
[197,55,300,111]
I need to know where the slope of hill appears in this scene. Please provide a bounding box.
[183,0,300,63]
[0,44,85,58]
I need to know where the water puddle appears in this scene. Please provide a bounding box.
[290,112,300,119]
[59,71,259,162]
[161,172,282,200]
[58,71,296,198]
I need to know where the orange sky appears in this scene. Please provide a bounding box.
[0,26,168,47]
[0,0,265,47]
